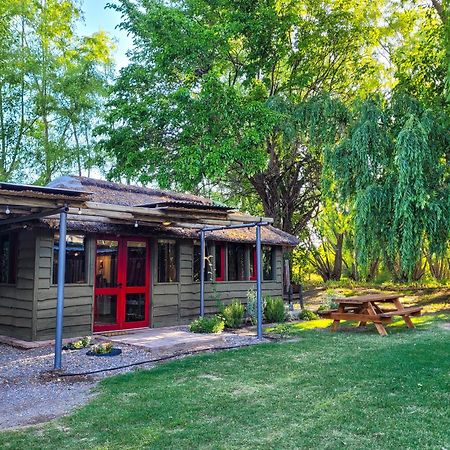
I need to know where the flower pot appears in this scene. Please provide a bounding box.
[86,348,122,357]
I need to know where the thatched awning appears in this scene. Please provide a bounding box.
[2,176,299,247]
[48,220,299,247]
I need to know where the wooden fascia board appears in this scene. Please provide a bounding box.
[83,201,273,225]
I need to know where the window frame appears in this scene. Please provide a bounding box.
[52,233,88,286]
[157,239,179,283]
[262,246,275,281]
[192,242,212,282]
[0,232,17,285]
[227,243,247,282]
[215,244,226,282]
[249,246,257,281]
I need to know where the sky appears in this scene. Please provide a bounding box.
[77,0,133,69]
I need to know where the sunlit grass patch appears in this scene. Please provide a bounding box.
[1,325,449,450]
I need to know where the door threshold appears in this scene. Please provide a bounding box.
[94,326,150,337]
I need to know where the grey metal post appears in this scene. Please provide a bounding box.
[256,223,263,339]
[54,210,67,370]
[200,230,205,317]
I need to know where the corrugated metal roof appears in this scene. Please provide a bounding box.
[0,181,88,197]
[136,200,231,211]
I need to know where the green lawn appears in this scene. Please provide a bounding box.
[1,313,449,450]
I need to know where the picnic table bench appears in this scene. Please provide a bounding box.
[318,293,422,336]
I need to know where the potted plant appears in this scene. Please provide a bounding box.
[86,341,122,357]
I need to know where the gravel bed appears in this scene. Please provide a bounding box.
[0,332,266,430]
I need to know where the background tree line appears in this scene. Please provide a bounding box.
[1,0,449,283]
[0,0,113,184]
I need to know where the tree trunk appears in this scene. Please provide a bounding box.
[331,232,344,280]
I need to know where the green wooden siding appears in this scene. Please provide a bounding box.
[1,228,285,341]
[0,231,35,340]
[34,230,95,340]
[151,240,283,327]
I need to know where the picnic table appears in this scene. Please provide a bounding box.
[318,293,422,336]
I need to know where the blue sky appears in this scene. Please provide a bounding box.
[78,0,133,68]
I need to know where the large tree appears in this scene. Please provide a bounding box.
[326,92,450,281]
[0,0,113,184]
[323,2,450,281]
[98,0,386,234]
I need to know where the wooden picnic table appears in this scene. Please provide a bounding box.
[318,293,422,336]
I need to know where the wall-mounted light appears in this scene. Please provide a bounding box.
[5,206,10,215]
[162,221,172,226]
[78,208,82,215]
[134,220,139,228]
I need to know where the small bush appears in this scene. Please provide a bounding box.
[91,342,113,354]
[221,300,245,328]
[189,315,225,334]
[318,290,338,311]
[63,336,92,350]
[264,297,286,323]
[245,290,268,324]
[245,289,257,324]
[299,309,319,321]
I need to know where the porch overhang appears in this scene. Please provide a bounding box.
[0,182,89,371]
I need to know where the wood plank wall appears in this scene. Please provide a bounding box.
[151,241,283,327]
[34,229,95,340]
[1,228,284,341]
[0,231,36,340]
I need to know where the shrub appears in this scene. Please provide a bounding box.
[264,297,286,323]
[299,309,319,321]
[189,315,225,334]
[91,342,113,354]
[318,290,338,311]
[63,336,92,350]
[245,289,257,324]
[221,300,245,328]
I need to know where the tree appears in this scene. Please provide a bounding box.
[0,0,113,184]
[97,0,386,235]
[326,93,450,281]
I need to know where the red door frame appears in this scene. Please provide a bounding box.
[215,244,225,281]
[93,236,150,332]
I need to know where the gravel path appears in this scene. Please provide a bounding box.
[0,331,266,430]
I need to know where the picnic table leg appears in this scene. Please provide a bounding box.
[331,319,340,331]
[393,299,415,328]
[367,303,388,336]
[357,305,367,327]
[331,304,345,332]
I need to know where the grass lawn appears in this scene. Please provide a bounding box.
[1,309,449,450]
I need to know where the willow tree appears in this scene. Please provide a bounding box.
[326,93,450,280]
[97,0,386,235]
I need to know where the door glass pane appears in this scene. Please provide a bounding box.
[127,241,147,287]
[96,240,118,287]
[125,293,145,322]
[228,244,245,281]
[95,295,117,325]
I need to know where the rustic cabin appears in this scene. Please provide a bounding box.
[0,176,299,342]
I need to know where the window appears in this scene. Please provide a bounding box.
[0,233,17,284]
[158,240,178,282]
[215,244,225,281]
[263,246,275,280]
[95,239,118,288]
[193,243,212,282]
[53,234,86,284]
[228,244,246,281]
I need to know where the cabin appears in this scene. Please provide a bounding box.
[0,176,299,342]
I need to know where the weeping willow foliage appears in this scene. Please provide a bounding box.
[326,93,450,279]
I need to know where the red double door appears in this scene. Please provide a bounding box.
[93,237,150,332]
